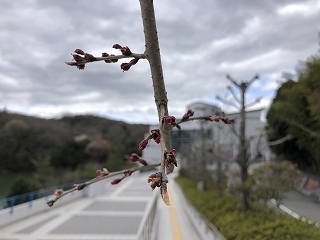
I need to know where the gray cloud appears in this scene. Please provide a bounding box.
[0,0,319,124]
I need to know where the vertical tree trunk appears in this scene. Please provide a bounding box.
[239,83,250,211]
[139,0,172,175]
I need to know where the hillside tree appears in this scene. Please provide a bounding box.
[266,54,320,173]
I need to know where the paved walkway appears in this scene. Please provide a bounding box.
[0,171,201,240]
[157,173,201,240]
[3,171,319,239]
[281,190,320,223]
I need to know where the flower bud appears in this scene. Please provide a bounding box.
[213,117,220,122]
[121,62,131,71]
[102,52,111,63]
[148,172,162,190]
[129,153,140,162]
[74,49,85,55]
[205,116,219,122]
[150,129,160,144]
[138,138,149,151]
[160,183,170,205]
[121,46,132,56]
[129,58,139,65]
[154,136,160,144]
[112,44,122,49]
[74,183,86,190]
[111,178,122,185]
[84,53,96,62]
[72,54,84,62]
[182,109,195,120]
[164,116,176,126]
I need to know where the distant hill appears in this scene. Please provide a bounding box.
[0,110,149,172]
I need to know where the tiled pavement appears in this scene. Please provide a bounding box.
[3,171,318,240]
[0,171,201,240]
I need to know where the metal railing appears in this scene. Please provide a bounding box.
[136,188,159,240]
[0,180,87,213]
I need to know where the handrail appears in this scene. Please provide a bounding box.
[0,180,87,213]
[136,188,159,240]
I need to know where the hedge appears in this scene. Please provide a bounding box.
[175,176,320,240]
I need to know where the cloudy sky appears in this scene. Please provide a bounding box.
[1,0,319,124]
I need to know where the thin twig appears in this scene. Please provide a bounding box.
[46,162,160,206]
[65,53,145,67]
[176,115,234,125]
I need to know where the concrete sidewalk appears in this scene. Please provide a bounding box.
[0,171,202,240]
[281,190,320,224]
[156,173,201,240]
[0,172,156,240]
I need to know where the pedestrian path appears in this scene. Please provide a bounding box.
[0,171,201,240]
[0,172,155,240]
[281,190,320,224]
[156,173,201,240]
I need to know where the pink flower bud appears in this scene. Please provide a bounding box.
[150,129,160,144]
[221,118,234,124]
[154,136,160,144]
[72,54,85,62]
[129,58,139,65]
[182,109,195,120]
[74,49,85,55]
[121,46,132,56]
[213,117,220,122]
[130,153,140,162]
[113,44,122,49]
[205,116,219,122]
[111,178,122,185]
[138,138,149,151]
[84,53,96,62]
[121,62,131,71]
[102,52,111,63]
[187,109,194,116]
[74,183,86,190]
[164,116,176,126]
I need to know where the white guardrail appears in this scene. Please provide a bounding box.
[136,188,159,240]
[0,178,108,228]
[174,181,227,240]
[0,172,160,239]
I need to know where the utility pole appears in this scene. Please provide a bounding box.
[217,73,260,211]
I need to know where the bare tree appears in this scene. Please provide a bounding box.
[216,74,260,211]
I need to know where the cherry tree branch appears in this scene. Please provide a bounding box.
[176,115,235,126]
[46,162,160,207]
[65,53,145,68]
[139,0,173,204]
[47,0,234,207]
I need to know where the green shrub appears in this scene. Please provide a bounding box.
[175,176,320,240]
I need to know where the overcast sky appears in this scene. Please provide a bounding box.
[0,0,319,124]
